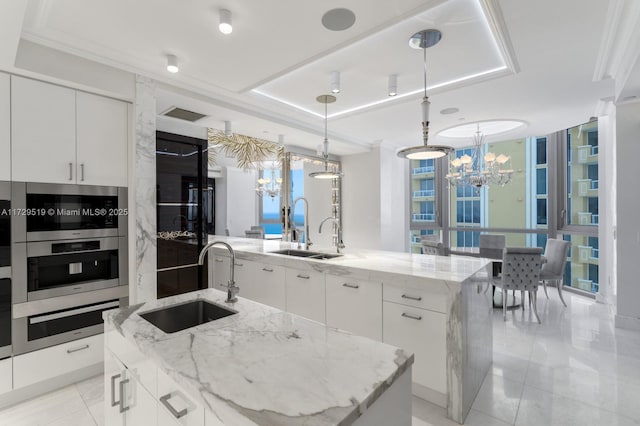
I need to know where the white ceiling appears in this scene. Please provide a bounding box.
[15,0,639,155]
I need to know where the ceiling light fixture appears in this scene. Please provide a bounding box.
[224,121,233,137]
[166,54,179,73]
[330,71,341,94]
[309,95,343,179]
[388,74,398,97]
[219,9,233,34]
[397,29,454,160]
[445,123,514,188]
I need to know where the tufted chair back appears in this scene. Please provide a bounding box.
[500,247,543,291]
[422,240,445,256]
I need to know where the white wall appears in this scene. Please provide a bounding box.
[379,145,408,252]
[615,100,640,330]
[225,167,258,236]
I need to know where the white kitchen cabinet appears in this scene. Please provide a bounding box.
[157,368,205,426]
[76,91,128,186]
[237,260,286,310]
[210,255,230,291]
[382,301,447,394]
[13,334,103,389]
[11,76,129,186]
[0,73,10,181]
[326,275,382,341]
[285,268,325,323]
[11,76,76,184]
[105,348,158,426]
[0,357,12,394]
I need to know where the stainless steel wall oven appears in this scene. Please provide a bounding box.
[0,182,11,359]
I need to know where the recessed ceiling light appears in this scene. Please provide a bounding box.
[224,121,233,137]
[439,120,526,138]
[388,74,398,97]
[219,9,233,34]
[166,54,179,73]
[321,8,356,31]
[440,107,459,115]
[330,71,341,94]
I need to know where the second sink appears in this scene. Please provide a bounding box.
[270,249,343,260]
[139,300,237,333]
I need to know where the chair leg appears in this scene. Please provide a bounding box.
[557,278,567,307]
[521,290,525,311]
[543,280,549,299]
[503,288,507,321]
[531,291,541,324]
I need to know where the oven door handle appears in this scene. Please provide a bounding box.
[28,300,120,324]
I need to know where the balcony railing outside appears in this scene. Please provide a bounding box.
[412,189,435,198]
[591,248,599,259]
[412,213,435,221]
[591,180,599,190]
[412,166,435,175]
[591,145,599,156]
[592,214,599,224]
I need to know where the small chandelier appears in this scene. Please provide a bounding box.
[445,124,514,188]
[256,164,282,198]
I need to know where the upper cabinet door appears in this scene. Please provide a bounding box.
[0,73,9,181]
[76,92,128,187]
[11,76,76,184]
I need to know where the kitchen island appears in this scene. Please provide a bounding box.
[204,236,493,424]
[103,289,414,425]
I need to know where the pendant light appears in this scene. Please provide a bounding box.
[397,29,454,160]
[309,95,343,179]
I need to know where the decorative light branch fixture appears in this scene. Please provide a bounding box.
[309,95,343,179]
[445,123,514,188]
[397,29,454,160]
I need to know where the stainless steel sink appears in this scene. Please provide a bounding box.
[269,249,343,260]
[139,300,237,333]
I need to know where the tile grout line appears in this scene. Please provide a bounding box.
[73,381,99,426]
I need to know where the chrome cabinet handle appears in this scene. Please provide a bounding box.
[69,163,73,180]
[119,379,130,413]
[401,294,422,301]
[342,283,359,289]
[66,344,89,354]
[110,374,121,407]
[215,258,224,263]
[160,393,188,419]
[402,312,422,321]
[262,267,274,272]
[296,274,310,279]
[80,163,85,181]
[235,262,243,267]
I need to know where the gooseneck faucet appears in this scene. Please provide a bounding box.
[318,217,345,254]
[198,241,238,303]
[291,197,313,250]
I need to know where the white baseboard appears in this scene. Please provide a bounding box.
[412,382,447,408]
[615,314,640,331]
[0,362,102,410]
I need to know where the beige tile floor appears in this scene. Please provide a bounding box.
[1,289,639,426]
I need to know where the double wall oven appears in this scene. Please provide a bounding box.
[11,183,128,355]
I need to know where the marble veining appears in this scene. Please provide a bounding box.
[104,289,413,426]
[134,75,157,303]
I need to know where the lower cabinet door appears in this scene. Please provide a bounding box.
[157,368,205,426]
[240,262,286,310]
[104,349,126,426]
[124,371,158,426]
[326,275,382,341]
[0,357,12,395]
[285,268,326,323]
[382,301,447,394]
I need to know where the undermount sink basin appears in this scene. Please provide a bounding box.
[139,300,237,333]
[269,249,343,260]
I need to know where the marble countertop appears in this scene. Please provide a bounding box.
[204,235,490,287]
[105,289,413,426]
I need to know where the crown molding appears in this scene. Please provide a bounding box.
[479,0,520,74]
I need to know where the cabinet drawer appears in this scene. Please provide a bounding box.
[241,262,286,310]
[382,301,446,393]
[106,329,157,397]
[13,334,103,389]
[285,268,325,323]
[157,368,204,426]
[326,275,382,341]
[383,284,447,313]
[0,357,12,394]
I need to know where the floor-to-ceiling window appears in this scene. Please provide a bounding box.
[408,120,599,295]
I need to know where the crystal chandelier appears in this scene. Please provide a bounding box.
[445,124,514,188]
[256,164,282,198]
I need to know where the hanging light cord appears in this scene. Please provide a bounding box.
[423,45,427,98]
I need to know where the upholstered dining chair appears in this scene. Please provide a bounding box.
[479,234,506,259]
[540,238,571,307]
[493,247,543,323]
[244,228,264,239]
[422,239,445,256]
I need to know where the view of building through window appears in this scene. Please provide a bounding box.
[409,120,599,294]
